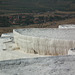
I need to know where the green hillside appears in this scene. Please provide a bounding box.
[0,0,75,14]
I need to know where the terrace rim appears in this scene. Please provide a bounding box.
[13,28,75,55]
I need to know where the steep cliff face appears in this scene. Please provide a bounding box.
[13,28,75,55]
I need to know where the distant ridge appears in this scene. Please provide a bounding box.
[0,0,75,14]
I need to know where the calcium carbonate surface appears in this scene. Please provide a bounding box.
[15,28,75,40]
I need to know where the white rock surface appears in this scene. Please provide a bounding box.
[59,24,75,28]
[0,55,75,75]
[68,48,75,55]
[0,37,48,61]
[1,33,13,38]
[0,28,75,75]
[13,28,75,55]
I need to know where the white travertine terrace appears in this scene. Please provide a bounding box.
[1,33,13,38]
[68,48,75,55]
[1,26,75,75]
[0,35,47,61]
[1,27,75,75]
[59,24,75,28]
[13,28,75,55]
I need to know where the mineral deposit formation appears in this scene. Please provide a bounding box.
[13,28,75,55]
[59,24,75,28]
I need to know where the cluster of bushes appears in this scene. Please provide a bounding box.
[0,14,74,27]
